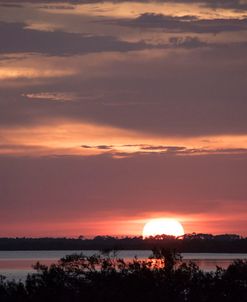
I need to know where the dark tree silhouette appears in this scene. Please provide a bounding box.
[0,233,247,252]
[0,249,247,302]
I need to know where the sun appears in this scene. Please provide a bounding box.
[142,218,185,238]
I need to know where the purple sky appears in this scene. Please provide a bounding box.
[0,0,247,236]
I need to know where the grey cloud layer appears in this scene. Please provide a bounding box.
[0,22,151,55]
[0,21,214,57]
[0,3,246,137]
[1,42,247,137]
[1,0,247,11]
[120,13,247,33]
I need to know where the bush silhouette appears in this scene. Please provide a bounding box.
[0,249,246,302]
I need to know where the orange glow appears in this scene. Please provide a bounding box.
[0,67,75,80]
[2,210,247,237]
[142,218,185,238]
[42,2,247,20]
[1,119,247,157]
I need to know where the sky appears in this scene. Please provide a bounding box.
[0,0,247,237]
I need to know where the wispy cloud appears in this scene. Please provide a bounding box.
[24,92,77,102]
[80,143,247,158]
[121,13,247,33]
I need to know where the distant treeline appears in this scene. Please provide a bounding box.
[1,249,247,302]
[0,233,247,252]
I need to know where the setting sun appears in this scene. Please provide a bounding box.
[142,218,185,238]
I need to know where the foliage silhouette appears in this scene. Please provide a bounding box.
[0,249,247,302]
[0,233,246,252]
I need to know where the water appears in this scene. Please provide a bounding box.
[0,251,246,281]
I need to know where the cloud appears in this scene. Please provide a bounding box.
[0,3,23,8]
[0,0,246,238]
[0,67,75,80]
[201,0,247,10]
[0,41,247,137]
[2,0,247,11]
[121,13,247,33]
[80,144,247,157]
[140,145,187,151]
[168,36,207,48]
[24,92,77,102]
[37,4,76,10]
[0,22,153,56]
[0,2,247,138]
[81,144,113,150]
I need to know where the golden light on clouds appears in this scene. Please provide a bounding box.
[0,67,75,80]
[1,120,247,156]
[41,1,247,20]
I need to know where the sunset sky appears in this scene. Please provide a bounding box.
[0,0,247,237]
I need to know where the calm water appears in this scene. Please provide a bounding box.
[0,251,247,281]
